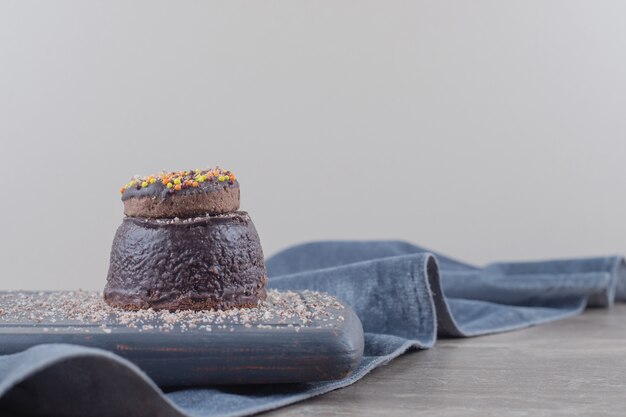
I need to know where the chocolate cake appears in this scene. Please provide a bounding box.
[105,167,267,311]
[120,168,239,218]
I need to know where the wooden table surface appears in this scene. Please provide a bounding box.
[266,304,626,417]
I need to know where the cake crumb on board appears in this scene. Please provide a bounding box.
[0,290,346,334]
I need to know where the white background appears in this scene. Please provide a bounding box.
[1,1,625,290]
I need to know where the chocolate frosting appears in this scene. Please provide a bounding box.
[121,179,239,201]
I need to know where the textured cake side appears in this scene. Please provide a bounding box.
[104,212,267,311]
[123,187,240,218]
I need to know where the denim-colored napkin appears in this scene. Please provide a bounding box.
[1,241,623,417]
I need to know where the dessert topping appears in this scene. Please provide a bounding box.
[120,166,236,194]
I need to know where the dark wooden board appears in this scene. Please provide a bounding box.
[0,291,364,386]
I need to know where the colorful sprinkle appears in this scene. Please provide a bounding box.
[119,167,237,195]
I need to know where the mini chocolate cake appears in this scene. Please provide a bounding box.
[120,168,239,219]
[105,167,268,311]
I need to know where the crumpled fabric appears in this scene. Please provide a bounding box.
[1,240,623,417]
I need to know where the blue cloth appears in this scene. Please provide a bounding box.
[1,241,624,417]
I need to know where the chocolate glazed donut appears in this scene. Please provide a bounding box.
[104,212,268,311]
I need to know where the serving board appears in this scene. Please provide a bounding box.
[0,290,364,387]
